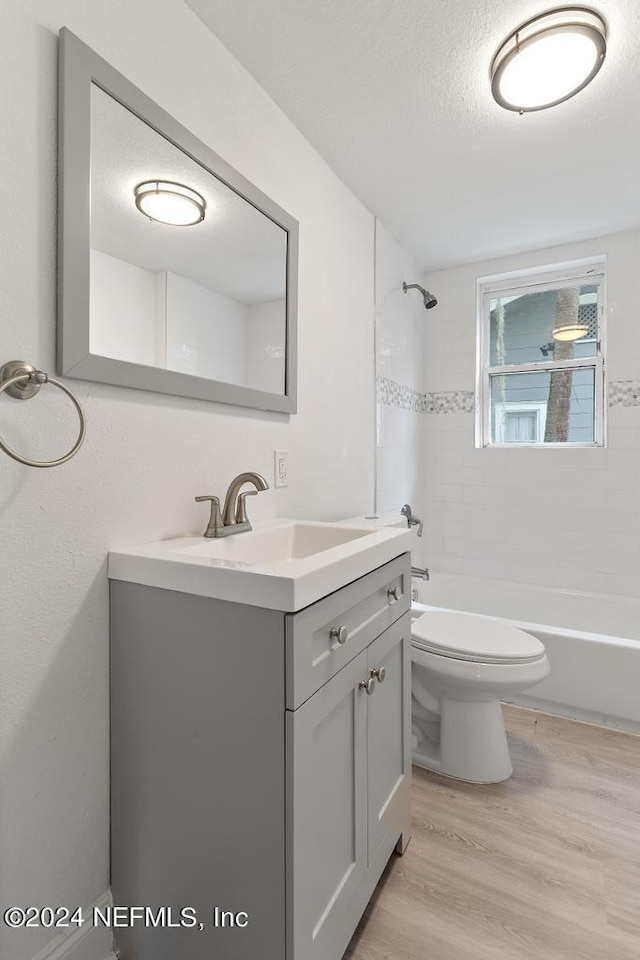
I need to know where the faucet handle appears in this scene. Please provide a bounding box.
[195,495,224,538]
[235,490,257,525]
[400,503,423,537]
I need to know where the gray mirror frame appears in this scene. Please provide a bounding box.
[57,27,298,414]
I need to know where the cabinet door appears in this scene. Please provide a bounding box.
[287,652,368,960]
[367,612,412,866]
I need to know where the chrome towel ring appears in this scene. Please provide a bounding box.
[0,360,86,468]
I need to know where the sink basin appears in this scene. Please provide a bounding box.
[109,518,412,611]
[177,522,371,565]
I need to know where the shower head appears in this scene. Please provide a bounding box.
[402,281,438,310]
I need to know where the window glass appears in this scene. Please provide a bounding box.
[489,283,599,367]
[490,369,595,444]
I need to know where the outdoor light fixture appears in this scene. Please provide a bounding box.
[134,180,206,226]
[551,322,589,341]
[491,7,607,113]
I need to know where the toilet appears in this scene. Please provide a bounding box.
[411,609,550,783]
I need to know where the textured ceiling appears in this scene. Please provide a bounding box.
[185,0,640,271]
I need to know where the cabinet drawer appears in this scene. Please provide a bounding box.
[285,553,410,709]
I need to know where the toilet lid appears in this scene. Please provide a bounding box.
[411,610,545,663]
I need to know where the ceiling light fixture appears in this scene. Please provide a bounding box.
[491,7,607,113]
[134,180,206,226]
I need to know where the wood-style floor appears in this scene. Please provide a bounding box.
[345,706,640,960]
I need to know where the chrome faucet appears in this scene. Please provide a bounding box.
[196,471,269,538]
[401,503,423,537]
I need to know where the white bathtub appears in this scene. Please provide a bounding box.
[412,572,640,734]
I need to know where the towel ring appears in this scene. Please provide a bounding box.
[0,360,86,468]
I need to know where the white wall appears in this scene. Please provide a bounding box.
[420,228,640,597]
[375,220,425,518]
[0,4,374,959]
[165,271,248,384]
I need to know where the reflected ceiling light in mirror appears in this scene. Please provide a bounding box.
[491,8,606,113]
[134,180,206,226]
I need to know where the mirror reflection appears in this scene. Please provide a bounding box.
[89,84,288,395]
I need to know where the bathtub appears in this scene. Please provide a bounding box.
[412,572,640,734]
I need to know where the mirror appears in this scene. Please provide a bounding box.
[58,28,298,413]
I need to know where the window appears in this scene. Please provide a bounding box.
[494,401,547,443]
[476,259,606,447]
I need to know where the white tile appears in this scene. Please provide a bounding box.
[602,572,640,598]
[441,536,486,559]
[460,556,507,580]
[433,517,475,541]
[462,485,510,506]
[434,554,463,574]
[502,564,555,589]
[552,566,608,594]
[426,483,463,503]
[578,549,640,577]
[607,427,640,450]
[376,490,403,514]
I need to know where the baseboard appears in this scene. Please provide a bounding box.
[507,694,640,735]
[30,891,115,960]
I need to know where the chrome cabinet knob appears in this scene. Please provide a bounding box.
[359,677,376,695]
[370,666,386,683]
[330,624,349,645]
[387,586,401,602]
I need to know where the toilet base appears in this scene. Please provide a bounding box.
[413,698,513,783]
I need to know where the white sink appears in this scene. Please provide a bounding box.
[109,518,412,611]
[176,522,371,564]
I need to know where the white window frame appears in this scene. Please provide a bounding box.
[494,401,547,443]
[475,256,607,448]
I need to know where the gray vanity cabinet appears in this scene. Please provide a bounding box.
[110,551,411,960]
[287,613,411,960]
[287,651,368,960]
[366,617,412,863]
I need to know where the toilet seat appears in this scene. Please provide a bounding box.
[412,610,545,664]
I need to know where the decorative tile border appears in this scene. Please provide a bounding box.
[376,376,474,415]
[379,376,640,413]
[423,390,475,415]
[608,380,640,408]
[376,376,424,413]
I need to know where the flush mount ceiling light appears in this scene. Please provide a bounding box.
[551,322,589,341]
[491,7,607,113]
[134,180,206,226]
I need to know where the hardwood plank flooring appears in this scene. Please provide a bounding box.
[345,706,640,960]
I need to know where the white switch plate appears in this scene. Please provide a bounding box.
[274,450,290,488]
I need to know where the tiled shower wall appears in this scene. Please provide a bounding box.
[375,220,425,518]
[420,228,640,598]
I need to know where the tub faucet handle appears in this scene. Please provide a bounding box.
[401,503,423,537]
